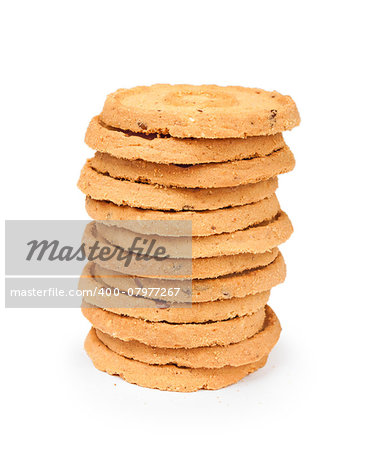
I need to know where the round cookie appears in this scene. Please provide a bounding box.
[89,146,295,188]
[95,211,292,259]
[100,84,300,138]
[95,212,292,259]
[85,328,268,392]
[78,162,278,210]
[81,265,270,323]
[86,116,286,164]
[86,192,280,241]
[82,225,279,278]
[91,251,286,303]
[82,303,265,348]
[95,305,280,368]
[191,212,292,258]
[85,194,281,237]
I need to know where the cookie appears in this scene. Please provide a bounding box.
[191,212,292,258]
[78,162,278,210]
[82,224,279,278]
[91,251,286,303]
[100,84,300,138]
[85,328,268,392]
[180,248,278,279]
[89,145,295,188]
[95,211,292,259]
[82,303,265,348]
[95,305,280,368]
[85,194,281,237]
[81,264,270,322]
[86,116,286,164]
[88,192,280,239]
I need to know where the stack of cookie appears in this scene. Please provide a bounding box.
[77,84,300,392]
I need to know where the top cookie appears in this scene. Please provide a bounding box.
[100,84,300,138]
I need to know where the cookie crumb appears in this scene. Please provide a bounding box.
[137,121,148,130]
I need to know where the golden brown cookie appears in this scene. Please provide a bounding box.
[191,212,292,258]
[91,251,286,303]
[78,161,278,210]
[89,146,295,188]
[100,84,300,138]
[86,193,280,238]
[186,248,278,279]
[96,212,292,259]
[95,305,280,368]
[82,224,279,278]
[81,264,270,323]
[86,116,286,164]
[85,328,268,391]
[85,194,281,237]
[82,303,265,348]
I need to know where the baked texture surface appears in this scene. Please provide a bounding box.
[89,146,295,188]
[85,194,281,237]
[82,303,265,348]
[95,305,280,368]
[78,161,278,210]
[82,226,279,278]
[86,116,286,164]
[81,260,271,322]
[91,251,286,303]
[100,84,300,138]
[95,211,292,258]
[85,327,268,392]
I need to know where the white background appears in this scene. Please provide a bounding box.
[1,1,383,449]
